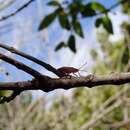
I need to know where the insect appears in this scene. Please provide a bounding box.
[57,62,87,77]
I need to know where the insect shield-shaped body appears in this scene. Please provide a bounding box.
[57,67,79,77]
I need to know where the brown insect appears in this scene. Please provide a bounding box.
[57,62,87,77]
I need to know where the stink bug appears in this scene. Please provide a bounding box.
[57,62,87,77]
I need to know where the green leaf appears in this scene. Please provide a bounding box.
[80,2,106,17]
[69,3,80,16]
[80,4,96,17]
[58,11,70,30]
[73,20,84,38]
[95,18,102,27]
[38,11,58,30]
[48,1,60,7]
[55,42,66,51]
[90,2,106,12]
[67,35,76,53]
[102,16,113,34]
[95,16,113,34]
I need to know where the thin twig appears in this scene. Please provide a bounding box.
[0,0,36,21]
[102,0,126,13]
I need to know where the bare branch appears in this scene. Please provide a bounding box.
[0,43,63,77]
[0,72,130,103]
[0,53,43,78]
[101,0,126,14]
[0,0,35,21]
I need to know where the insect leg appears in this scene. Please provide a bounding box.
[72,73,79,77]
[77,71,81,77]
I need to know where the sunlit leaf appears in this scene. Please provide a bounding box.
[90,2,106,12]
[95,16,113,34]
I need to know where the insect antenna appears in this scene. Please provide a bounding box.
[79,69,88,72]
[78,61,87,70]
[77,61,88,74]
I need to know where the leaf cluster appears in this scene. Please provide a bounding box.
[38,0,113,53]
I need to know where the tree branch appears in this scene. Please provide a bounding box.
[100,0,126,14]
[0,43,63,77]
[0,73,130,92]
[0,72,130,103]
[0,0,35,21]
[0,53,43,78]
